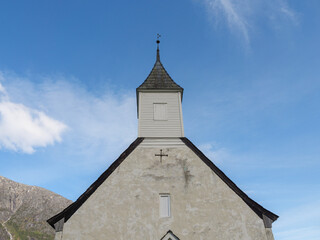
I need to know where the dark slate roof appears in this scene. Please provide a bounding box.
[137,49,184,93]
[47,137,278,229]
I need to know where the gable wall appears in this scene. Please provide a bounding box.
[62,140,268,240]
[138,92,184,137]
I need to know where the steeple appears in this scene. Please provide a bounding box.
[137,38,183,94]
[136,38,184,138]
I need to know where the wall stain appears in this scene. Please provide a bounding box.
[177,158,194,188]
[141,173,175,181]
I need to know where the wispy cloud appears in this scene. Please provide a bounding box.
[203,0,250,44]
[0,82,6,95]
[279,0,297,23]
[276,227,320,240]
[0,77,67,154]
[274,201,320,240]
[198,142,230,164]
[199,0,297,45]
[0,71,137,165]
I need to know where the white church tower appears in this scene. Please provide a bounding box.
[137,40,184,138]
[48,40,278,240]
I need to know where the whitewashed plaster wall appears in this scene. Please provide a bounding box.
[61,141,270,240]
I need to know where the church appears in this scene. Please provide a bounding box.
[47,41,278,240]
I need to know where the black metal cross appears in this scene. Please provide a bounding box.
[155,149,168,163]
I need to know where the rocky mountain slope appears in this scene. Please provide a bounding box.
[0,176,72,240]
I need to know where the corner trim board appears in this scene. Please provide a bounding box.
[54,218,64,232]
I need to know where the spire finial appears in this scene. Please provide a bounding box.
[156,33,161,61]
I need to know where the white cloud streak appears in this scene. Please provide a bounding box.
[276,227,320,240]
[204,0,250,43]
[0,82,6,95]
[200,0,297,44]
[198,142,230,164]
[0,71,137,165]
[0,80,67,154]
[274,201,320,240]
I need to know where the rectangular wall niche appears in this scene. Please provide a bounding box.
[159,194,171,217]
[154,103,167,120]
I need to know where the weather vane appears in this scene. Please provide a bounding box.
[157,33,161,48]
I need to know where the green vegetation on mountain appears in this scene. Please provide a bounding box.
[0,176,72,240]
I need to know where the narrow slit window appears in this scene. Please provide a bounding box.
[159,194,170,217]
[154,103,167,120]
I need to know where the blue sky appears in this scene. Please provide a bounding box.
[0,0,319,239]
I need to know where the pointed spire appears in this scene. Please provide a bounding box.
[136,35,183,94]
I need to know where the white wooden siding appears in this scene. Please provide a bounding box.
[140,138,184,147]
[153,103,167,120]
[138,92,184,137]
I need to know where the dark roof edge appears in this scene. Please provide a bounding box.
[180,137,279,222]
[47,137,144,229]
